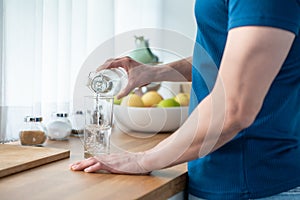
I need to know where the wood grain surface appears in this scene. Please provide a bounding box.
[0,144,70,178]
[0,128,187,200]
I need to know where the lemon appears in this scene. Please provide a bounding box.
[157,98,180,108]
[174,93,190,106]
[121,94,144,107]
[141,91,163,107]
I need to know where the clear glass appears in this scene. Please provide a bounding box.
[84,96,113,158]
[19,117,47,146]
[47,113,72,140]
[87,67,128,96]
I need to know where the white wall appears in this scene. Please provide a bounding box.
[162,0,196,41]
[113,0,196,99]
[161,0,196,61]
[114,0,196,62]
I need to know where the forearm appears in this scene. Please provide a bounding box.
[141,85,242,170]
[151,57,192,82]
[140,26,295,172]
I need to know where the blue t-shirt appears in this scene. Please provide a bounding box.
[189,0,300,199]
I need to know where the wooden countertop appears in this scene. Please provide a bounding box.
[0,128,187,200]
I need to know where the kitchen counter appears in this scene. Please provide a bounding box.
[0,128,187,200]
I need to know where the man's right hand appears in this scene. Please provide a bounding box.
[96,56,157,99]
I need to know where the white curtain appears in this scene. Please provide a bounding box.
[0,0,195,142]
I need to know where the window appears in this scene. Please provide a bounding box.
[0,0,195,142]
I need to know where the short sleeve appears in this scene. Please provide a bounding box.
[227,0,300,35]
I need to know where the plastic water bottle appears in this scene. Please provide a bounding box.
[88,67,128,96]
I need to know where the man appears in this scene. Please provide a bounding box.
[70,0,300,199]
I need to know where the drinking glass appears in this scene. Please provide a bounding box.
[83,96,113,158]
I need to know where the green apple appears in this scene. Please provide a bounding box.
[157,98,180,108]
[114,96,122,105]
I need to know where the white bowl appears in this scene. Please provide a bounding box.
[113,105,189,133]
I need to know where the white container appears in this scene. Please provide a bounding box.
[47,113,72,140]
[114,105,188,133]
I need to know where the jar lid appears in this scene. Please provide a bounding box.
[24,116,43,122]
[75,110,83,115]
[55,113,68,117]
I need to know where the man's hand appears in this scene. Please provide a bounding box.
[97,57,156,99]
[69,152,151,175]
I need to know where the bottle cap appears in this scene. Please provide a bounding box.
[55,113,68,117]
[24,116,43,122]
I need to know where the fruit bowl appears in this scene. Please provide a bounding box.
[113,105,189,133]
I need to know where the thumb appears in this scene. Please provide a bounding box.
[116,86,133,99]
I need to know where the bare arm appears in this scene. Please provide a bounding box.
[142,26,295,170]
[70,26,295,174]
[97,56,192,98]
[152,56,192,82]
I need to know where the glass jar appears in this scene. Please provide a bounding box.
[70,110,84,137]
[19,116,47,146]
[47,113,72,140]
[87,67,128,96]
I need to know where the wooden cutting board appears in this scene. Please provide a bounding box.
[0,144,70,178]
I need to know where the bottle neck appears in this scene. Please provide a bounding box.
[91,74,112,94]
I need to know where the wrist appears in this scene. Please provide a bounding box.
[138,148,168,172]
[150,62,190,82]
[148,65,166,83]
[137,150,158,172]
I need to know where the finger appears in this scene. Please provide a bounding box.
[69,162,79,169]
[94,153,146,174]
[96,58,117,71]
[83,161,119,174]
[96,57,130,72]
[83,155,120,173]
[84,162,102,173]
[70,157,98,171]
[69,159,87,169]
[116,86,133,99]
[117,78,140,98]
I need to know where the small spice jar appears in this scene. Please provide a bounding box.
[19,116,47,146]
[70,110,84,137]
[47,113,72,140]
